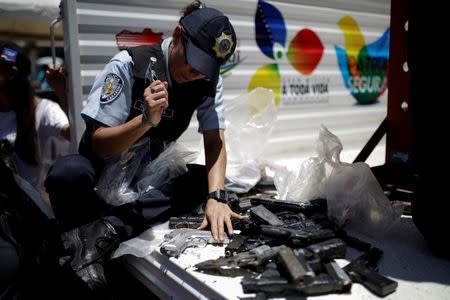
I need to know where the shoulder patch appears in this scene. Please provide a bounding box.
[100,73,124,103]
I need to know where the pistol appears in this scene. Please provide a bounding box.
[242,261,351,296]
[249,196,327,216]
[258,224,334,247]
[343,247,398,297]
[278,247,315,283]
[195,245,286,270]
[225,234,248,257]
[289,238,345,273]
[160,228,229,258]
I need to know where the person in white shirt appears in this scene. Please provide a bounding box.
[0,41,70,202]
[0,40,72,299]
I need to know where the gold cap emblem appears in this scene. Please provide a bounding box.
[212,32,234,59]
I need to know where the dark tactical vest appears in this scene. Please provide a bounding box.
[80,44,216,173]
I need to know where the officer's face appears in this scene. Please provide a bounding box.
[169,28,205,84]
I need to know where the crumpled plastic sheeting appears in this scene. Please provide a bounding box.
[95,139,148,206]
[274,125,403,237]
[95,141,196,207]
[326,161,404,237]
[273,156,326,202]
[136,143,197,194]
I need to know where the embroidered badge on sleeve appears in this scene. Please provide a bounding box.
[100,73,124,103]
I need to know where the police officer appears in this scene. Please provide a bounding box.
[45,1,245,289]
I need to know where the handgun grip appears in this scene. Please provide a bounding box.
[348,265,398,297]
[250,205,285,226]
[241,276,290,293]
[161,232,189,257]
[225,234,247,257]
[278,247,315,282]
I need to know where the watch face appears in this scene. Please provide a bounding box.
[209,189,228,202]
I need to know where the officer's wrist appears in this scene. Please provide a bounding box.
[207,189,229,204]
[141,107,158,127]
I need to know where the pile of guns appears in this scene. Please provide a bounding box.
[160,196,398,298]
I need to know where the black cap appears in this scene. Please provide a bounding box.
[180,7,236,84]
[0,41,31,78]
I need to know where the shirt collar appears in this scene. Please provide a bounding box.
[161,37,172,87]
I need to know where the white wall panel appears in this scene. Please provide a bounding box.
[63,0,390,167]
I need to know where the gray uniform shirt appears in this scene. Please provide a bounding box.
[81,37,226,132]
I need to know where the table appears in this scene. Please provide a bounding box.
[118,216,450,300]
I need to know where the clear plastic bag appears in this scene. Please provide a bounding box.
[320,125,402,236]
[95,140,196,206]
[95,139,148,206]
[273,157,326,202]
[274,125,403,236]
[326,160,404,236]
[224,87,277,193]
[136,142,197,194]
[272,124,339,202]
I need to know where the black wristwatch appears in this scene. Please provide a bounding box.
[207,189,229,203]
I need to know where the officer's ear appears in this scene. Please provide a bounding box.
[172,25,183,46]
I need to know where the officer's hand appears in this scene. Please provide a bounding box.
[143,80,168,125]
[197,199,246,241]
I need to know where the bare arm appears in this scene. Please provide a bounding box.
[204,129,227,193]
[198,129,245,241]
[45,65,70,140]
[92,115,151,157]
[45,65,69,115]
[61,124,70,141]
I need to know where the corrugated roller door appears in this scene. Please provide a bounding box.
[64,0,390,166]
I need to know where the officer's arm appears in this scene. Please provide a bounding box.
[91,78,168,157]
[201,129,245,240]
[86,54,167,157]
[91,116,151,157]
[203,129,227,194]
